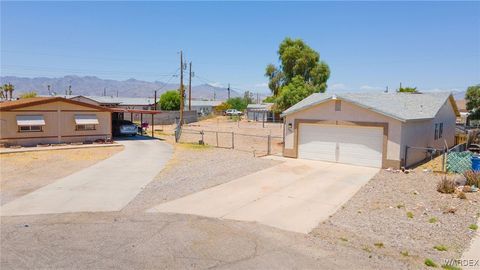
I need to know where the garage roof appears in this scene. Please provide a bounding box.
[281,92,460,121]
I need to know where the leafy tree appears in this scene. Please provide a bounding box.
[398,86,419,93]
[263,96,276,103]
[265,37,330,96]
[226,97,247,111]
[159,90,180,111]
[274,75,316,112]
[216,102,231,112]
[19,91,38,99]
[243,91,254,104]
[465,84,480,111]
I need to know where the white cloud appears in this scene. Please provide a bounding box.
[360,85,384,91]
[208,82,224,88]
[254,82,268,88]
[329,83,348,91]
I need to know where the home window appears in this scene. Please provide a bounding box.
[16,115,45,132]
[76,124,96,131]
[18,125,43,132]
[74,114,99,131]
[434,124,439,140]
[439,123,443,139]
[335,100,341,111]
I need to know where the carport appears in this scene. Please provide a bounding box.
[111,108,162,137]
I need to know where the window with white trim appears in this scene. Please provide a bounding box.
[434,124,439,140]
[76,124,96,131]
[18,125,43,132]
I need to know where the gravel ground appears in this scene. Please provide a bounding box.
[0,146,124,205]
[311,170,480,269]
[124,144,281,213]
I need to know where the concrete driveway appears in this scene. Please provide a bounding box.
[1,137,172,216]
[149,157,379,233]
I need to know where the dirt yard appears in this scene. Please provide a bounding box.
[0,146,124,204]
[179,116,284,156]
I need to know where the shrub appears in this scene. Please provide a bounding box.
[437,176,456,194]
[429,217,438,223]
[374,242,384,248]
[457,191,467,199]
[469,224,478,231]
[407,212,414,219]
[425,258,438,267]
[463,170,480,187]
[433,245,447,251]
[400,251,409,257]
[339,237,348,242]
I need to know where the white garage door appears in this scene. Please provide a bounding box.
[298,124,384,168]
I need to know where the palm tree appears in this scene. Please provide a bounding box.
[0,84,5,100]
[5,83,14,100]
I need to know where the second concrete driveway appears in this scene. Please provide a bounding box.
[1,138,172,216]
[149,157,379,233]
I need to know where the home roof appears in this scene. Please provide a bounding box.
[247,103,274,110]
[42,95,158,106]
[185,100,223,107]
[0,97,111,111]
[281,92,460,121]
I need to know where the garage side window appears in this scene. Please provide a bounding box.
[16,115,45,132]
[76,124,96,131]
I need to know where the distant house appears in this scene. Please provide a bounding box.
[0,97,112,146]
[455,99,470,124]
[185,100,223,116]
[281,92,459,169]
[69,95,158,110]
[246,103,277,122]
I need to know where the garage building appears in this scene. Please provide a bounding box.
[281,92,459,168]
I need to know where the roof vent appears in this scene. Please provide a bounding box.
[332,94,337,100]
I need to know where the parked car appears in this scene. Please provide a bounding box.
[224,109,243,116]
[113,120,138,136]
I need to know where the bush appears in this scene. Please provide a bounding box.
[433,245,447,251]
[437,176,456,194]
[425,258,438,267]
[469,224,478,231]
[429,217,438,223]
[159,90,180,111]
[406,212,414,219]
[463,170,480,187]
[457,191,467,199]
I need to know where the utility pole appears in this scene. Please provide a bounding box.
[188,62,192,111]
[213,88,216,101]
[154,90,157,110]
[47,85,51,95]
[257,92,259,104]
[103,87,107,96]
[227,83,231,99]
[68,85,72,95]
[179,50,185,125]
[116,90,119,97]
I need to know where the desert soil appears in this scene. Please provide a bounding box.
[0,146,124,204]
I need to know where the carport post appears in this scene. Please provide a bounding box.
[140,113,143,134]
[151,113,154,137]
[130,113,133,122]
[267,135,271,155]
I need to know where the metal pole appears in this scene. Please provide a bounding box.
[232,132,234,149]
[216,131,219,147]
[151,114,154,137]
[154,90,157,110]
[404,146,409,168]
[140,113,143,134]
[267,135,271,155]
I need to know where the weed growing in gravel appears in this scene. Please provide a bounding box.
[441,264,462,270]
[433,245,447,251]
[429,217,438,223]
[437,176,456,194]
[457,191,467,200]
[374,242,384,248]
[424,258,438,267]
[400,251,409,257]
[407,212,414,219]
[362,246,372,253]
[469,224,478,231]
[397,204,405,209]
[339,237,348,242]
[463,170,480,187]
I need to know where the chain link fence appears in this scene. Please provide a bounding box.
[179,128,283,156]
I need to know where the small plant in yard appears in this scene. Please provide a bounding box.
[437,176,456,194]
[457,191,467,200]
[339,237,348,242]
[463,170,480,187]
[407,212,414,219]
[374,242,384,248]
[400,250,409,257]
[425,258,438,267]
[441,264,462,270]
[429,217,438,223]
[396,204,405,209]
[433,245,447,251]
[469,224,478,231]
[362,246,372,253]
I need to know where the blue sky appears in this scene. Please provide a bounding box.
[1,1,479,94]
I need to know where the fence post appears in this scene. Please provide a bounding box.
[267,135,271,155]
[232,132,235,149]
[442,147,446,172]
[201,130,204,144]
[216,131,219,147]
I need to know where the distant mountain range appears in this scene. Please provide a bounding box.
[0,75,241,100]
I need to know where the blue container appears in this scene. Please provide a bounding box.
[472,155,480,172]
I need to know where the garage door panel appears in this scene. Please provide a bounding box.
[298,124,383,168]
